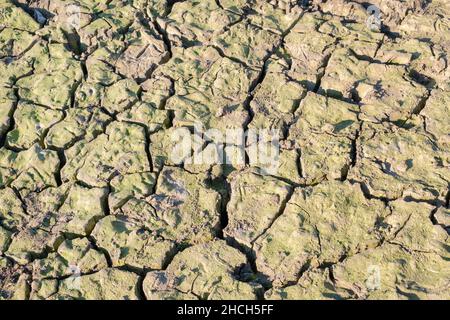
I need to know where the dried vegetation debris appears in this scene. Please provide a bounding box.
[0,0,449,300]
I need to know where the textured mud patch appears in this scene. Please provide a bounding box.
[0,0,449,300]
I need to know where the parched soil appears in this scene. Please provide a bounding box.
[0,0,449,300]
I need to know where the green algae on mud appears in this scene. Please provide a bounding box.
[0,0,449,300]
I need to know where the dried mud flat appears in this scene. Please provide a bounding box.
[0,0,449,300]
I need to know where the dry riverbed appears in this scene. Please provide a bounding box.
[0,0,449,300]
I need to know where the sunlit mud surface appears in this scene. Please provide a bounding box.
[0,0,449,300]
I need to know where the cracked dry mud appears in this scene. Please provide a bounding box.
[0,0,449,300]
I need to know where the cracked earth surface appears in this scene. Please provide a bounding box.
[0,0,449,300]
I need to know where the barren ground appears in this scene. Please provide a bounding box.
[0,0,449,300]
